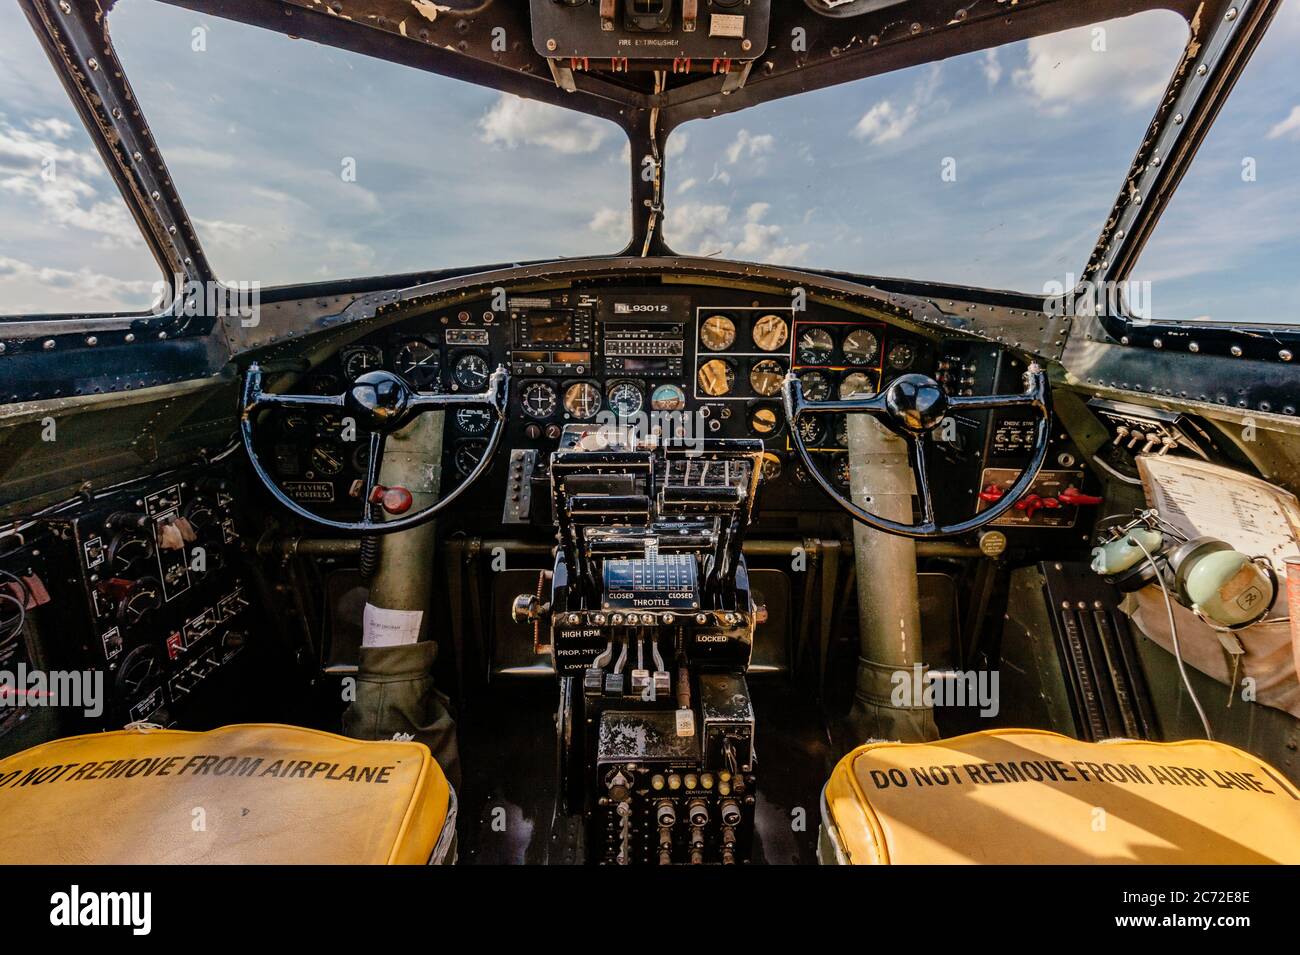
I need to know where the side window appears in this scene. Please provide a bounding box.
[1131,3,1300,324]
[0,4,160,316]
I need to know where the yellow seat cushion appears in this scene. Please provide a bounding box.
[0,723,454,864]
[822,728,1300,864]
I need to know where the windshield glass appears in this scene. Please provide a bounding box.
[108,0,631,288]
[1130,3,1300,324]
[664,10,1187,295]
[0,3,159,315]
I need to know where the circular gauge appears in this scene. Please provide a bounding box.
[343,346,383,381]
[752,314,790,352]
[749,358,786,397]
[839,371,873,398]
[887,343,916,370]
[697,358,736,397]
[797,370,831,401]
[315,413,344,438]
[796,327,834,364]
[833,415,849,447]
[650,383,686,412]
[833,455,852,487]
[520,381,558,419]
[748,404,781,437]
[453,353,490,391]
[117,579,162,632]
[563,381,601,419]
[842,329,880,365]
[273,443,301,477]
[760,452,783,482]
[308,374,341,396]
[351,442,372,473]
[309,441,344,477]
[607,381,644,418]
[280,412,311,437]
[454,440,488,478]
[108,531,153,575]
[700,314,737,351]
[455,407,492,435]
[395,339,441,389]
[115,644,161,696]
[797,416,826,446]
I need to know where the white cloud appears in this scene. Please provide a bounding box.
[478,93,610,155]
[663,200,810,265]
[852,100,917,145]
[851,64,941,145]
[1013,15,1185,114]
[0,254,156,313]
[0,117,143,247]
[1267,105,1300,140]
[676,177,697,194]
[723,129,775,164]
[588,206,630,243]
[981,50,1002,88]
[28,117,73,140]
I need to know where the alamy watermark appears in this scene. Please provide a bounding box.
[0,664,104,718]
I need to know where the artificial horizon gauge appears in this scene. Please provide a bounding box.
[453,353,490,390]
[749,359,786,397]
[700,314,737,351]
[342,346,383,381]
[797,370,831,401]
[563,381,601,418]
[697,358,736,397]
[752,314,790,352]
[839,371,873,398]
[520,381,558,419]
[796,327,833,364]
[842,329,879,365]
[454,439,487,477]
[650,383,686,411]
[887,343,915,370]
[394,339,441,389]
[456,407,492,434]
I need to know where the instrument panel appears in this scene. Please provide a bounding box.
[252,282,1087,530]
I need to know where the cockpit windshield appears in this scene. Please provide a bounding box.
[664,10,1188,296]
[107,0,631,288]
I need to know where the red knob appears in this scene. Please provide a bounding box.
[978,484,1004,503]
[368,485,414,514]
[1058,486,1103,506]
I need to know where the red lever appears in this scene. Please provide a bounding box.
[979,484,1004,503]
[1058,486,1103,507]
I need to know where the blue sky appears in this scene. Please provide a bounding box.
[0,0,1296,323]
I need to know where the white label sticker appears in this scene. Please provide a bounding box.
[362,604,424,647]
[675,708,696,737]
